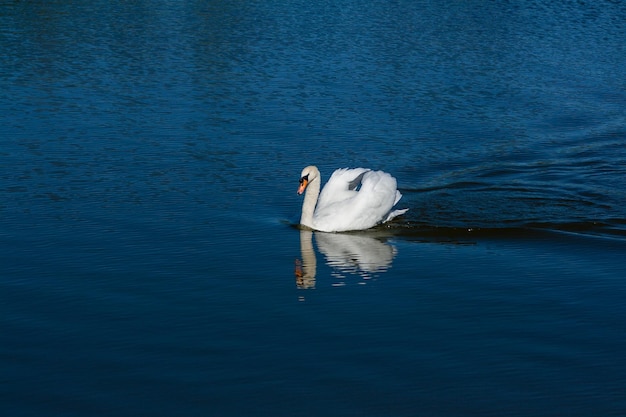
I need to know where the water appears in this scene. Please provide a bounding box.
[1,1,625,416]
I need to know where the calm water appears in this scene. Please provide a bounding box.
[2,1,626,416]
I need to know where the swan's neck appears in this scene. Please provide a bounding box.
[300,175,321,229]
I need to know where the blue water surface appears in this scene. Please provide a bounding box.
[1,1,626,416]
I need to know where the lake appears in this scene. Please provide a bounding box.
[1,1,626,416]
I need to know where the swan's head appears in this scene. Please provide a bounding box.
[298,165,319,195]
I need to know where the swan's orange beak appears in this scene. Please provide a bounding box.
[297,177,308,195]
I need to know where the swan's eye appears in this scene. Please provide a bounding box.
[299,174,309,184]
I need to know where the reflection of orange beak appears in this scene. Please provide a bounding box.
[297,178,308,195]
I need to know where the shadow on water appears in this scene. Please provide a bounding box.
[390,219,626,243]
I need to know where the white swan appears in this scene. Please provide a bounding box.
[297,166,408,232]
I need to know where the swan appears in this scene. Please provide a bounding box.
[297,165,408,232]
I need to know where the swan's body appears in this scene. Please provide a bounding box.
[297,166,408,232]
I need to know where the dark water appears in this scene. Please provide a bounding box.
[2,1,626,416]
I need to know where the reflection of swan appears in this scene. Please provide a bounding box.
[295,230,397,288]
[297,166,408,232]
[315,232,396,279]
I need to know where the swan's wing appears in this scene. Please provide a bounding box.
[317,168,370,209]
[314,170,406,232]
[350,170,399,220]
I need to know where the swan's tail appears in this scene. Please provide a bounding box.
[384,208,408,223]
[383,190,408,223]
[394,190,403,205]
